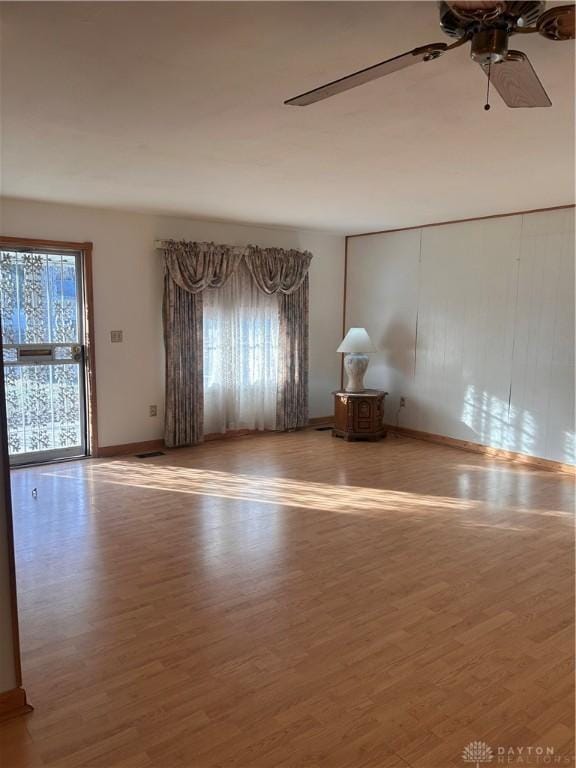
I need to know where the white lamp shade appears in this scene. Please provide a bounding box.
[337,327,376,354]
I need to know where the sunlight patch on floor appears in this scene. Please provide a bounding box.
[35,460,573,527]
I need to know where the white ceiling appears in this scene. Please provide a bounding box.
[1,1,574,234]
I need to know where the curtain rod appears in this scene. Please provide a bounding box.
[154,239,244,250]
[155,240,313,256]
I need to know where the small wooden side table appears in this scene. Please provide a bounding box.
[332,390,387,442]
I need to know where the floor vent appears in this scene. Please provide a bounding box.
[134,451,166,458]
[315,426,333,431]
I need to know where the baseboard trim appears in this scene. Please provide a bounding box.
[204,429,274,442]
[99,422,336,456]
[98,439,165,458]
[205,422,334,440]
[308,416,334,426]
[93,426,573,473]
[386,425,576,475]
[0,687,32,723]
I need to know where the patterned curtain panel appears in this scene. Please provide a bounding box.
[244,247,312,432]
[162,240,312,447]
[162,277,203,448]
[162,240,243,448]
[277,276,310,430]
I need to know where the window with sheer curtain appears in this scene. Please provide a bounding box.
[203,261,279,435]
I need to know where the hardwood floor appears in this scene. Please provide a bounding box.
[0,431,574,768]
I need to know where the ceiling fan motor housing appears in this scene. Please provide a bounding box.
[439,1,546,37]
[439,2,546,64]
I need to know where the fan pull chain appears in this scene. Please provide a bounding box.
[484,62,492,111]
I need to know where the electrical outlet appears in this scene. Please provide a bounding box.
[149,405,157,417]
[110,330,123,343]
[400,397,406,408]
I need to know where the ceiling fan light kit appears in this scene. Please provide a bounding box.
[285,1,575,109]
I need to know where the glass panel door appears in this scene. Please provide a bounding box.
[0,249,87,465]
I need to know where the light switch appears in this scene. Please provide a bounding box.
[110,330,123,343]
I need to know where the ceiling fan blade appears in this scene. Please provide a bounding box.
[537,4,575,40]
[284,43,448,106]
[480,51,551,107]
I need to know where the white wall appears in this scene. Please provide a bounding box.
[0,198,344,447]
[346,208,575,464]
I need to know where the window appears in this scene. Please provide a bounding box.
[203,262,279,434]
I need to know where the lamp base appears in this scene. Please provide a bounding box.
[343,353,369,392]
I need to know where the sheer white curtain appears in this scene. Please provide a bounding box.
[203,261,279,434]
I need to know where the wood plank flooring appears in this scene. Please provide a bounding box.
[0,431,574,767]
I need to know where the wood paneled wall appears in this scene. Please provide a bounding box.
[346,208,575,465]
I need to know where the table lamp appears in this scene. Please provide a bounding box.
[337,327,376,392]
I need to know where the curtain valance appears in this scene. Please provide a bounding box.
[244,246,312,295]
[161,240,312,295]
[163,240,244,294]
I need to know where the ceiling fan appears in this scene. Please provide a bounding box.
[284,2,575,109]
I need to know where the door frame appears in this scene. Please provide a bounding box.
[0,236,98,459]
